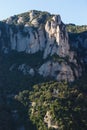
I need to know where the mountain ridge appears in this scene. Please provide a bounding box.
[0,10,86,82]
[0,10,87,130]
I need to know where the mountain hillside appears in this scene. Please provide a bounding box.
[0,10,87,130]
[0,10,86,82]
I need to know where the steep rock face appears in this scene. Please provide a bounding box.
[38,61,77,82]
[69,31,87,64]
[0,10,69,59]
[44,15,69,58]
[0,10,85,82]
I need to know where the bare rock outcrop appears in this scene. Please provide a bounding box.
[44,111,58,129]
[0,10,85,81]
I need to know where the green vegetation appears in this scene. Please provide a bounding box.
[0,51,50,95]
[0,11,87,130]
[66,24,87,33]
[3,10,51,26]
[0,52,50,130]
[7,51,44,68]
[18,12,30,23]
[0,49,87,130]
[46,54,69,63]
[15,77,87,130]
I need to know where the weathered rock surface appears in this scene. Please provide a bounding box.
[39,61,75,82]
[10,63,35,76]
[0,10,69,59]
[0,10,86,82]
[44,111,58,129]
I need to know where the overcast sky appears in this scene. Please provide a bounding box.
[0,0,87,25]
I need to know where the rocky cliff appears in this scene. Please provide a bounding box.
[0,10,87,130]
[0,10,86,82]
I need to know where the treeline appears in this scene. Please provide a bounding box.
[66,24,87,33]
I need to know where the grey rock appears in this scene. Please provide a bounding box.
[17,17,24,24]
[38,61,75,82]
[18,64,35,76]
[0,10,86,82]
[44,111,59,129]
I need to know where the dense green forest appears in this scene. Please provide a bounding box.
[0,61,87,130]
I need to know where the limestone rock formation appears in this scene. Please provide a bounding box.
[44,111,59,129]
[38,61,75,82]
[0,10,69,59]
[0,10,86,82]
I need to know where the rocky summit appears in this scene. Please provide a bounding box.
[0,10,87,82]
